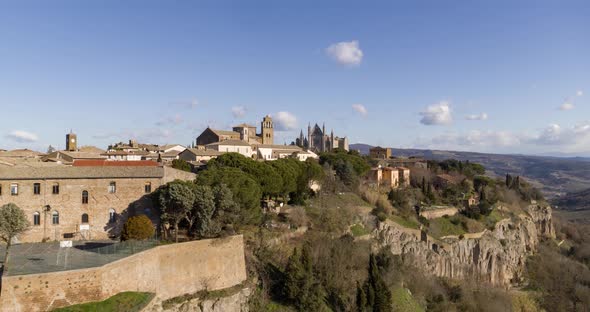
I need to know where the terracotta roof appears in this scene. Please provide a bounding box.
[0,149,43,158]
[73,160,160,167]
[182,149,223,156]
[78,146,106,153]
[206,140,251,147]
[209,128,240,137]
[0,166,165,180]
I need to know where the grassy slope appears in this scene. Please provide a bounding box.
[52,292,154,312]
[392,287,424,312]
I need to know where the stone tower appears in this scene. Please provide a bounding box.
[261,115,274,145]
[66,131,77,151]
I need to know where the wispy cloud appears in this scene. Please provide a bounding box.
[465,113,488,121]
[352,104,368,117]
[559,101,575,111]
[419,101,452,125]
[577,90,584,97]
[231,106,247,118]
[156,114,184,126]
[326,40,363,66]
[272,111,298,131]
[6,130,39,143]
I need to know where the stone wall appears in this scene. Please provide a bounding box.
[419,207,459,220]
[0,235,247,312]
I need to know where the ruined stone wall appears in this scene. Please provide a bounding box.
[419,207,459,220]
[0,235,247,312]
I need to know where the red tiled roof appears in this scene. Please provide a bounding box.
[73,160,160,167]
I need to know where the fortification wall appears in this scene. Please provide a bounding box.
[419,207,459,220]
[0,235,247,312]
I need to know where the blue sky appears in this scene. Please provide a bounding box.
[1,1,589,155]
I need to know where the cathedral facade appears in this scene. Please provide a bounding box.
[296,123,349,152]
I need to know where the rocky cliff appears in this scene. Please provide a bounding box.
[373,204,555,286]
[144,287,251,312]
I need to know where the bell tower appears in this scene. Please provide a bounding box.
[261,115,274,145]
[66,130,77,151]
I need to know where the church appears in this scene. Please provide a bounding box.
[295,123,349,153]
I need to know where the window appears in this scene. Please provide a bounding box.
[82,191,89,204]
[144,182,152,193]
[52,211,59,225]
[108,182,116,193]
[108,209,116,223]
[33,212,40,226]
[33,183,41,195]
[52,183,59,194]
[0,184,2,196]
[81,213,89,224]
[10,183,18,196]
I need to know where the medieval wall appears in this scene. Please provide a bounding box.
[419,207,459,220]
[0,235,247,312]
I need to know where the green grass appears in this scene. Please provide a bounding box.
[483,209,504,229]
[350,224,370,237]
[392,286,424,312]
[428,216,466,238]
[390,215,421,230]
[53,292,154,312]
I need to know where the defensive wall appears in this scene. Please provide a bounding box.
[0,235,246,312]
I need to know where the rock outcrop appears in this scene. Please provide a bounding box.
[373,205,554,286]
[144,287,251,312]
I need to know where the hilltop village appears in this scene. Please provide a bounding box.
[0,116,583,312]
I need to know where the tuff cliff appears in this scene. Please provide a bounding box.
[373,204,555,286]
[144,287,251,312]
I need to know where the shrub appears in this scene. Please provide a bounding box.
[121,215,155,241]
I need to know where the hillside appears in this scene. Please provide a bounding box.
[351,144,590,201]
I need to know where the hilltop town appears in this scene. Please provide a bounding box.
[2,116,586,312]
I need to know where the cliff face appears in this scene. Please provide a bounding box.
[373,204,554,286]
[144,288,251,312]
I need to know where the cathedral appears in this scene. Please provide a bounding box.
[295,123,349,152]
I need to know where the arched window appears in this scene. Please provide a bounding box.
[81,213,89,224]
[33,212,40,226]
[52,211,59,225]
[108,209,116,223]
[52,183,59,194]
[82,190,89,204]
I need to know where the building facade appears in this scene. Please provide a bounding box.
[295,123,349,152]
[369,146,392,159]
[0,166,195,243]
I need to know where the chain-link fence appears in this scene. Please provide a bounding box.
[4,239,160,276]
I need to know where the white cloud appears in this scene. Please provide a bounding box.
[577,90,583,97]
[352,104,368,116]
[465,113,488,121]
[531,123,590,146]
[272,111,298,131]
[325,40,363,66]
[559,101,575,111]
[421,130,519,150]
[419,101,452,125]
[231,106,247,118]
[6,130,39,143]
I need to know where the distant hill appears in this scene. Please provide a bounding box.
[553,188,590,211]
[350,143,590,203]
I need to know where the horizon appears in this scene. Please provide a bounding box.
[1,1,589,156]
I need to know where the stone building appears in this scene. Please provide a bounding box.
[196,115,275,147]
[368,166,410,189]
[370,146,392,159]
[0,165,195,243]
[295,123,349,152]
[205,140,253,158]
